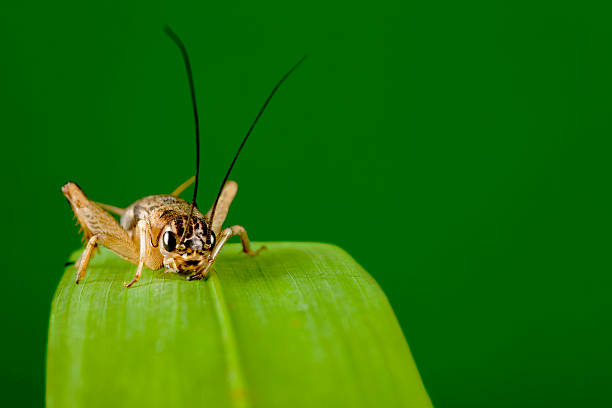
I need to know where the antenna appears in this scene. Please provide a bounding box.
[208,55,307,236]
[164,26,201,245]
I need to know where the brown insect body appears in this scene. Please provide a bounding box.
[63,177,257,287]
[62,27,304,288]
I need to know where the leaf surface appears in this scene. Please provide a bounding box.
[47,242,432,408]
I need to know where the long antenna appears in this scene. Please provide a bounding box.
[208,55,307,236]
[164,25,200,245]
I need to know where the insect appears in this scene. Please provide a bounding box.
[62,26,305,287]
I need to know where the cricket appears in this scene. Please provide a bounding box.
[62,26,305,287]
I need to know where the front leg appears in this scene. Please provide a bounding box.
[188,225,265,281]
[123,219,160,288]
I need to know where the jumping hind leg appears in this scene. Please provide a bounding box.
[62,182,139,283]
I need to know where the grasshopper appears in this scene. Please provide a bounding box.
[62,27,305,287]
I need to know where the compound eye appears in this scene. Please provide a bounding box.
[206,231,216,249]
[163,231,177,252]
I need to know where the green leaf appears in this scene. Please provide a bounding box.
[47,242,432,408]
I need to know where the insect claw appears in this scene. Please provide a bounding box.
[187,273,203,281]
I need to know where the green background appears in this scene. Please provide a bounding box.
[2,1,611,407]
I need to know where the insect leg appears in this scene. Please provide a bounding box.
[188,225,265,281]
[123,220,155,288]
[75,235,98,283]
[205,181,238,234]
[225,225,266,256]
[171,176,195,196]
[62,183,140,282]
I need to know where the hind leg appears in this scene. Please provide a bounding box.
[62,182,140,283]
[74,235,98,283]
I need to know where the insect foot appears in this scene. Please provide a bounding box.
[187,272,205,281]
[244,245,267,257]
[123,278,138,288]
[188,255,215,281]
